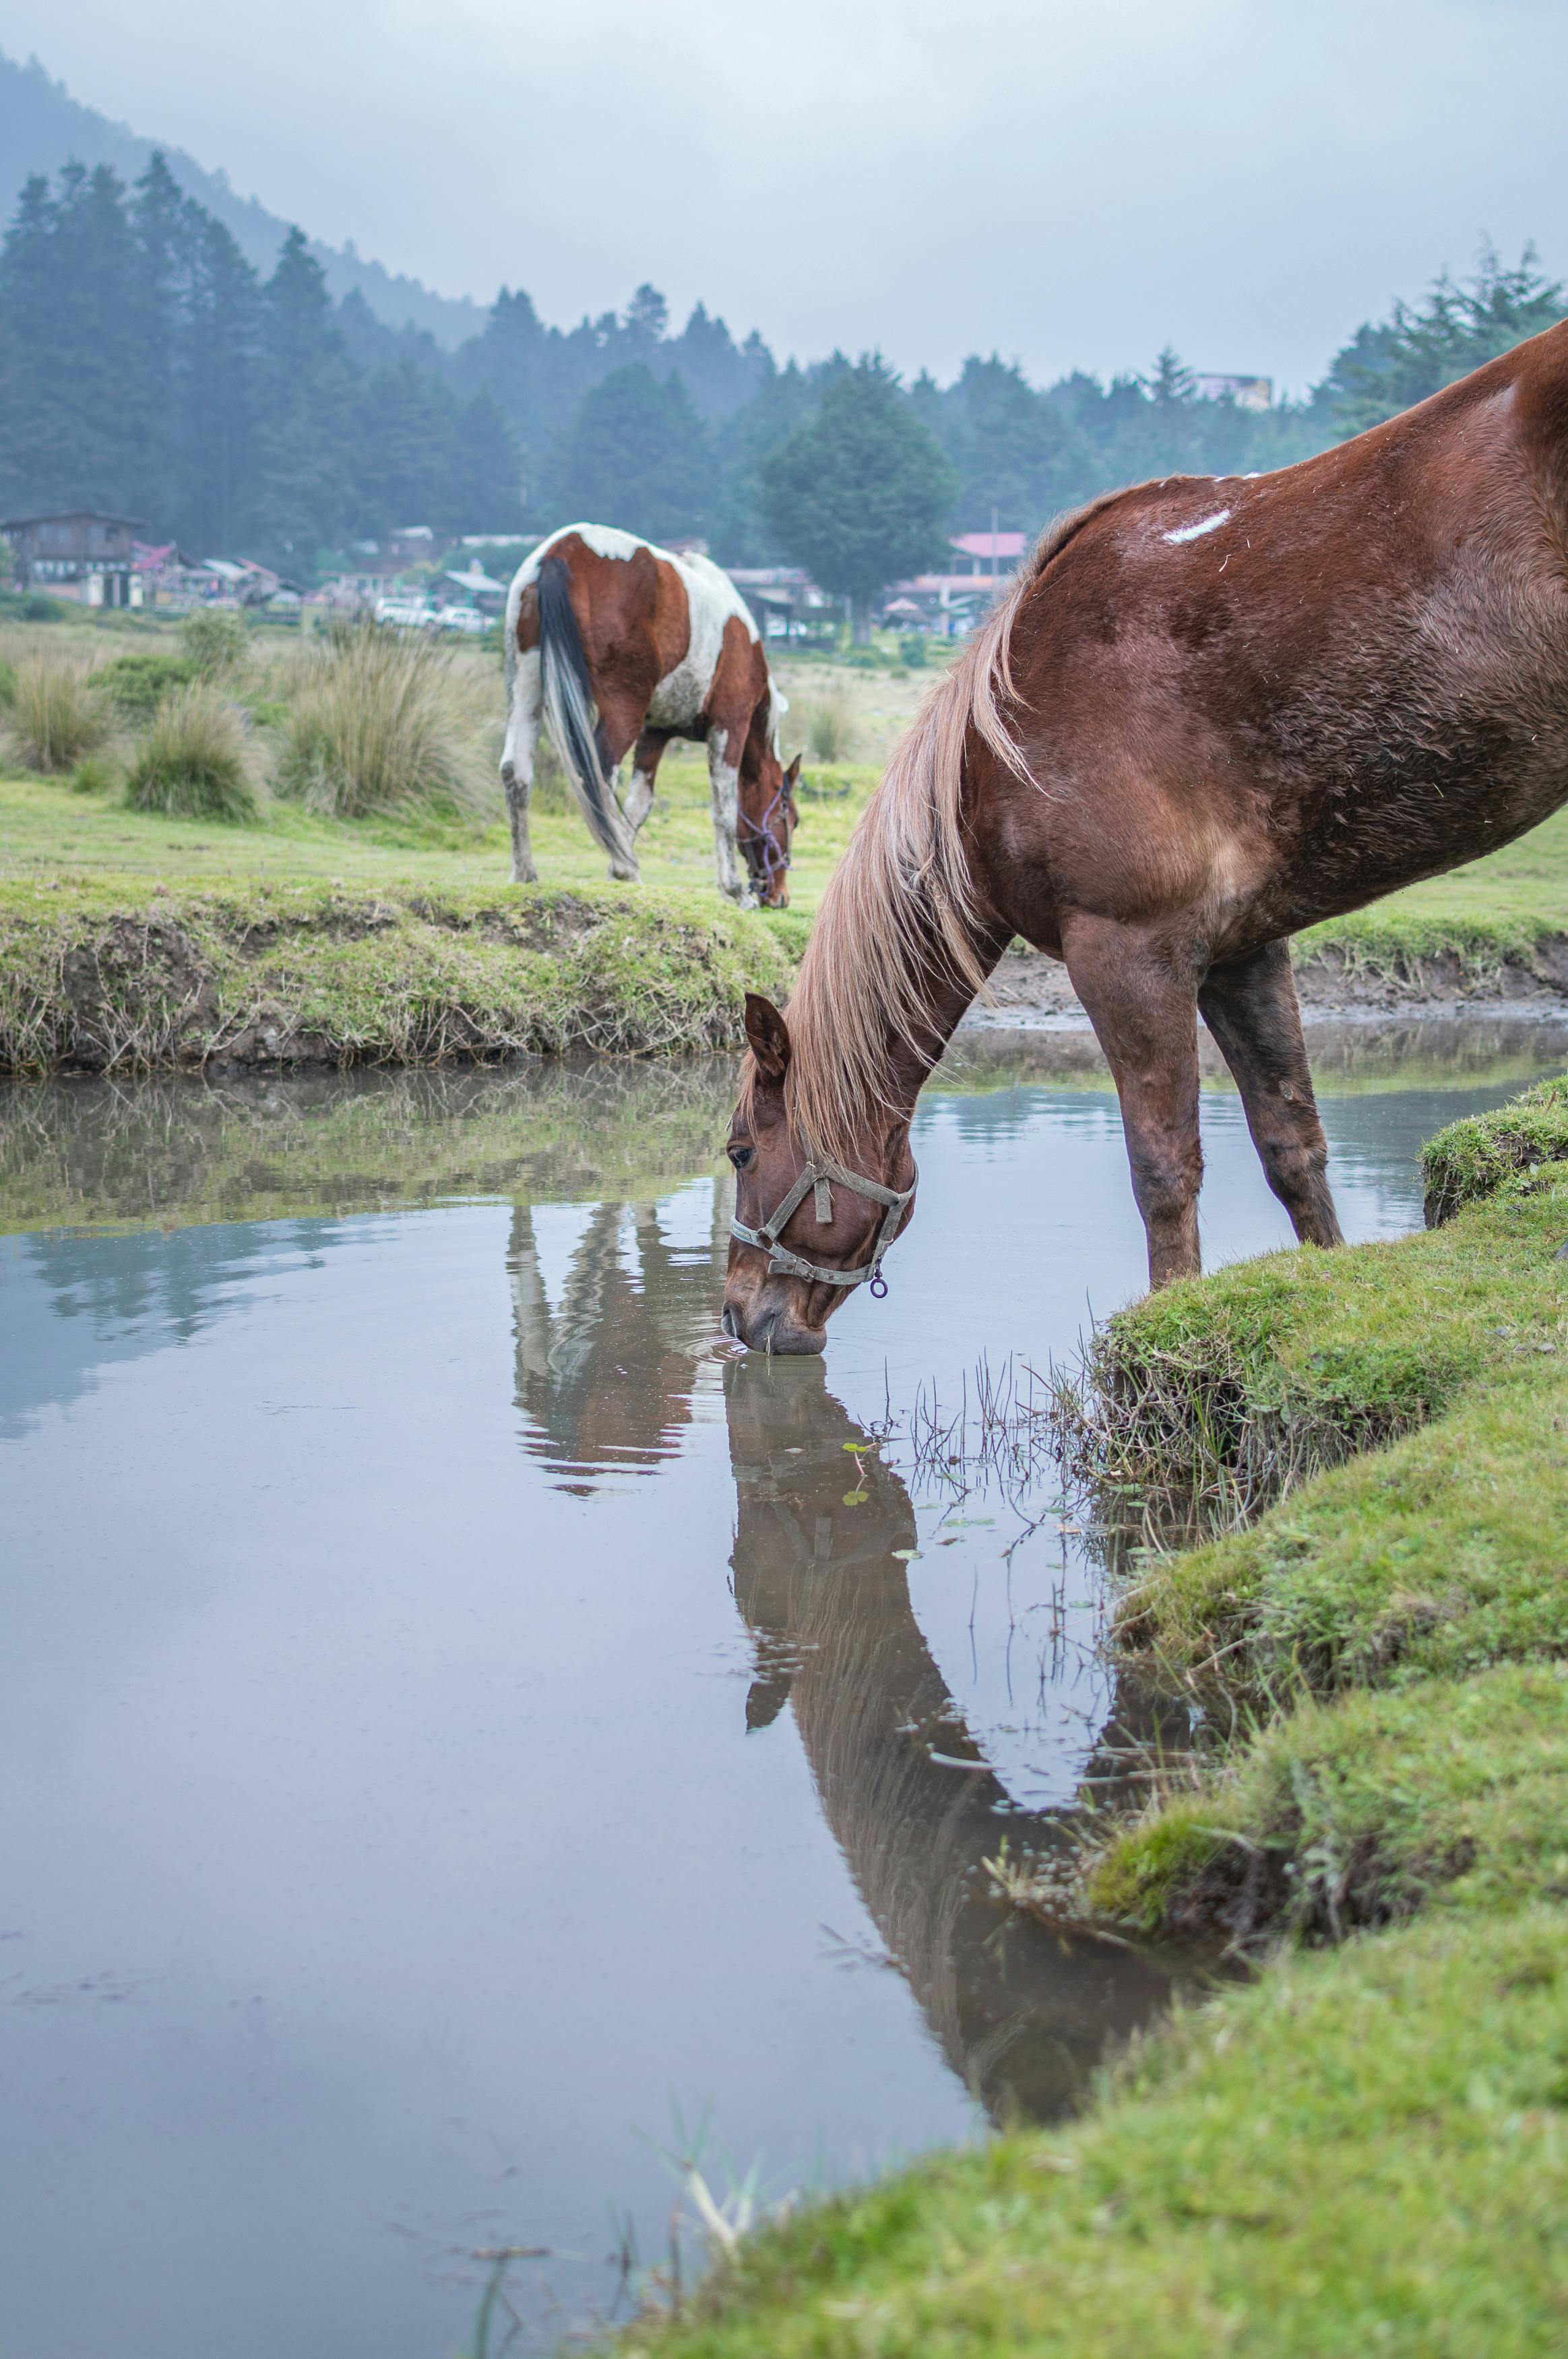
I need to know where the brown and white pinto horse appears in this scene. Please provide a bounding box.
[722,319,1568,1351]
[501,523,800,905]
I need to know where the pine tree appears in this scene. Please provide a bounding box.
[127,152,191,528]
[553,363,710,544]
[1321,246,1565,435]
[352,357,461,534]
[180,210,263,553]
[251,226,356,563]
[0,173,59,513]
[759,357,957,639]
[450,388,522,532]
[920,356,1090,537]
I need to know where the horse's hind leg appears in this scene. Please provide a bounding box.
[500,646,541,885]
[1063,915,1204,1288]
[1199,942,1344,1249]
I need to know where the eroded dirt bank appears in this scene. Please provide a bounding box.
[964,933,1568,1031]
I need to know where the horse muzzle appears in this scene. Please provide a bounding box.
[720,1280,827,1356]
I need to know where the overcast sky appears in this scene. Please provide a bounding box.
[8,0,1566,390]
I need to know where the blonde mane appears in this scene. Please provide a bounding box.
[765,499,1116,1164]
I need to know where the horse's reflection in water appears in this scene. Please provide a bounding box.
[507,1188,727,1490]
[724,1353,1179,2126]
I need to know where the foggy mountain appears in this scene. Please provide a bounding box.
[0,46,482,346]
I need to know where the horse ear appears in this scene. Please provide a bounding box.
[784,753,802,787]
[743,993,792,1080]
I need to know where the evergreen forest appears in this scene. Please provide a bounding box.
[0,150,1561,586]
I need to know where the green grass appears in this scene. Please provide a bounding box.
[0,755,874,913]
[627,1908,1568,2358]
[1088,1175,1568,1676]
[1421,1073,1568,1222]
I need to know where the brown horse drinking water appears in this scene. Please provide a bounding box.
[722,324,1568,1351]
[501,524,800,905]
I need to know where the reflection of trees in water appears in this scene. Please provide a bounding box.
[508,1184,730,1490]
[724,1356,1181,2126]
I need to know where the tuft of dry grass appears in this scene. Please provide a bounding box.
[274,619,488,820]
[124,685,259,823]
[794,688,858,764]
[5,650,111,772]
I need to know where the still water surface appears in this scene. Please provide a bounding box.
[2,1020,1564,2359]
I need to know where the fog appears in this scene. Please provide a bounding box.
[7,0,1567,388]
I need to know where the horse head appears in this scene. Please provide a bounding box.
[720,992,917,1355]
[737,753,801,909]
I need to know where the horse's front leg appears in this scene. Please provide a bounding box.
[623,729,669,839]
[707,728,755,906]
[500,646,541,885]
[1062,913,1204,1287]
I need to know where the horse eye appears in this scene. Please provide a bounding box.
[728,1144,753,1171]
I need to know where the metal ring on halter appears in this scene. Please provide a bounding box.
[730,1149,916,1297]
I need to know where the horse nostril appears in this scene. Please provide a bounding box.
[720,1304,739,1339]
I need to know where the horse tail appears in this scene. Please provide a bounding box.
[535,555,637,869]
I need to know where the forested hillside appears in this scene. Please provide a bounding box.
[0,126,1559,584]
[0,46,482,346]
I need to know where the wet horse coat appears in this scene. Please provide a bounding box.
[721,320,1568,1347]
[501,524,799,902]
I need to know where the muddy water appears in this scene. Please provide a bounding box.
[2,1020,1564,2359]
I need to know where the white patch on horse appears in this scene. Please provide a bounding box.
[1162,508,1232,545]
[563,520,645,565]
[509,522,645,599]
[646,553,758,731]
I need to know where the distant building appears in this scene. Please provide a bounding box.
[388,524,443,562]
[1,511,144,605]
[728,565,837,640]
[440,562,507,615]
[1192,373,1273,412]
[948,530,1028,576]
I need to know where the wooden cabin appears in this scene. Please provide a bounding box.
[1,512,144,605]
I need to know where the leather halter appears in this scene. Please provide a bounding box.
[730,1149,916,1299]
[738,784,791,895]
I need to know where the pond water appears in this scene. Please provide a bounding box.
[3,1016,1565,2359]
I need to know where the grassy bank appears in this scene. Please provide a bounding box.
[622,1082,1568,2358]
[629,1907,1568,2357]
[0,876,802,1074]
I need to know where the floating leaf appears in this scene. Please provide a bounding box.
[842,1489,868,1506]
